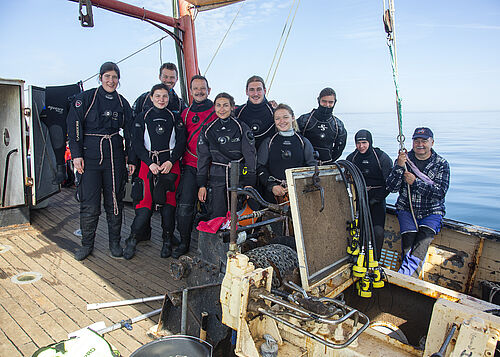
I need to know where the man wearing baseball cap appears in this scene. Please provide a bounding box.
[386,127,450,278]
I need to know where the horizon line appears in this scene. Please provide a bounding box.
[337,110,500,115]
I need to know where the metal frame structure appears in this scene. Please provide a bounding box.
[72,0,200,102]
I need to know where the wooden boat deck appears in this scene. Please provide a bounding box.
[0,188,184,356]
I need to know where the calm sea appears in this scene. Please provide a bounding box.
[337,111,500,231]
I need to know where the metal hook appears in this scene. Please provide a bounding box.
[302,163,325,212]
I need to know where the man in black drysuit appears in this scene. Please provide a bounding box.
[67,62,134,261]
[234,75,275,150]
[297,87,347,164]
[132,62,187,118]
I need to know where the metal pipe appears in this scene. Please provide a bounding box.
[258,307,369,349]
[2,148,18,207]
[238,208,268,222]
[430,324,457,357]
[87,295,165,310]
[168,282,221,296]
[229,160,240,252]
[180,288,188,334]
[233,187,284,213]
[97,308,162,335]
[258,292,360,325]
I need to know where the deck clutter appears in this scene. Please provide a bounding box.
[0,189,183,356]
[1,0,500,356]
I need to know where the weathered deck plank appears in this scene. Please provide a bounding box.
[0,188,186,356]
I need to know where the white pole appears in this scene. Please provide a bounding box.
[87,295,165,310]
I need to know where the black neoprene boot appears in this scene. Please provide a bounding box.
[136,225,152,243]
[171,235,190,259]
[123,233,138,260]
[74,246,93,261]
[56,164,67,184]
[75,215,96,261]
[109,240,123,258]
[161,232,173,258]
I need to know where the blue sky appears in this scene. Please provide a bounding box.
[1,0,499,114]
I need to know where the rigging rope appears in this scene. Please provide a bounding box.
[81,36,168,84]
[159,38,163,65]
[383,0,405,151]
[203,2,245,76]
[383,0,419,230]
[265,0,296,84]
[267,0,301,94]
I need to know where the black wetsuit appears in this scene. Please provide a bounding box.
[197,116,256,219]
[67,86,133,250]
[130,106,186,242]
[257,130,316,202]
[346,146,392,257]
[234,99,275,149]
[297,107,347,164]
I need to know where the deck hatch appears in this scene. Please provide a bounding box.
[11,271,43,285]
[286,165,353,291]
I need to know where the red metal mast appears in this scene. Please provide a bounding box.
[178,0,200,103]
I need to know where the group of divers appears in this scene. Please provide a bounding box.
[67,61,450,279]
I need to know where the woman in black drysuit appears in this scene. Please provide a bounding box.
[346,129,393,258]
[124,83,187,259]
[197,92,257,219]
[257,103,316,204]
[67,62,134,261]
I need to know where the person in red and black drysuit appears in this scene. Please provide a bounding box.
[174,75,216,259]
[123,84,187,259]
[67,62,134,261]
[130,62,187,243]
